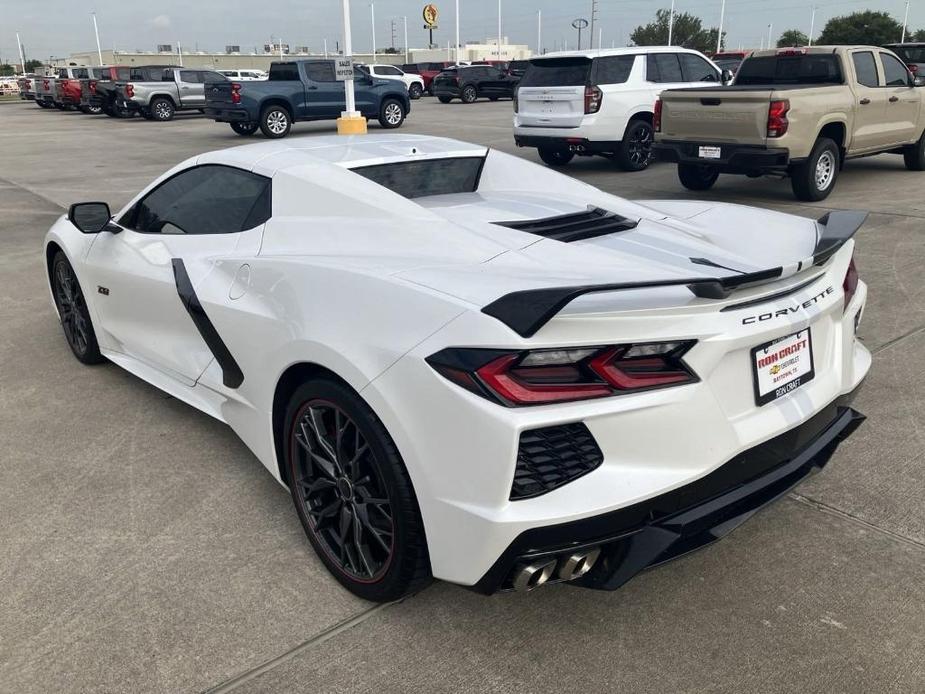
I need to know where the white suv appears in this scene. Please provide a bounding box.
[364,64,426,99]
[514,46,726,171]
[218,69,267,81]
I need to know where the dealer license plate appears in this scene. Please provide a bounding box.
[698,145,722,159]
[751,328,815,406]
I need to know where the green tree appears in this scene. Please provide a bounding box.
[25,59,43,72]
[817,11,903,46]
[912,28,925,42]
[0,63,14,76]
[631,9,723,54]
[777,29,809,47]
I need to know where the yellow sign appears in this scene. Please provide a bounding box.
[423,4,439,27]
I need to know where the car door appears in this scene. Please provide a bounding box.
[83,165,271,385]
[678,53,722,87]
[177,70,204,107]
[878,51,921,145]
[848,50,888,153]
[303,61,344,117]
[479,67,509,97]
[645,52,690,106]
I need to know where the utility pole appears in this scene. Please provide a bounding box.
[455,0,460,63]
[497,0,502,59]
[902,0,910,42]
[767,22,773,48]
[91,12,103,66]
[589,0,599,49]
[403,16,408,63]
[717,0,726,54]
[537,10,541,55]
[809,7,816,46]
[668,0,675,46]
[324,38,328,57]
[390,19,396,51]
[16,32,26,74]
[370,3,376,57]
[177,41,183,66]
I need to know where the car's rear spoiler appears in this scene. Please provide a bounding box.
[482,210,867,338]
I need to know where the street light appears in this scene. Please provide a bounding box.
[337,0,366,135]
[91,12,103,66]
[572,18,588,51]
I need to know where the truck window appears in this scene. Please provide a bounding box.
[379,66,403,76]
[304,62,336,82]
[269,63,300,81]
[679,53,719,82]
[591,56,635,85]
[351,157,484,199]
[116,68,131,80]
[890,45,925,63]
[735,55,843,85]
[401,64,420,73]
[520,58,592,87]
[647,54,683,83]
[179,71,202,83]
[852,52,879,88]
[880,53,911,86]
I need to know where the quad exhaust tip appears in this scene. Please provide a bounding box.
[511,547,601,592]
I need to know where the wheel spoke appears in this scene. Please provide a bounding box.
[351,508,374,576]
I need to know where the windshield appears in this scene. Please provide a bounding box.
[891,45,925,62]
[520,58,592,87]
[735,54,843,85]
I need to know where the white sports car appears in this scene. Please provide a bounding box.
[45,134,869,601]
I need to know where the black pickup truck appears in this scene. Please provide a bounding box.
[204,59,411,138]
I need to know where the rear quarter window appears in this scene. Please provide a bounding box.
[590,55,635,85]
[351,157,485,199]
[520,58,592,87]
[269,63,301,81]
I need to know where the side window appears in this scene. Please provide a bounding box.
[304,62,336,82]
[57,69,68,78]
[122,166,271,235]
[162,69,177,82]
[381,66,402,76]
[880,53,911,87]
[852,52,879,88]
[269,62,300,81]
[179,71,202,83]
[116,68,131,80]
[649,54,683,83]
[592,55,635,84]
[199,71,227,82]
[679,54,719,82]
[74,68,89,79]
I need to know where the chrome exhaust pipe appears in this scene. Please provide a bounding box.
[557,548,601,582]
[512,559,557,592]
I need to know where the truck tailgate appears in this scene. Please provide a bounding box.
[205,81,234,105]
[660,89,773,145]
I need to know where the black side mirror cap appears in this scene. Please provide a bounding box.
[68,202,118,234]
[914,75,925,87]
[721,69,734,84]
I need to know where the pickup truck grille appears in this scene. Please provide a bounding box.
[494,206,638,243]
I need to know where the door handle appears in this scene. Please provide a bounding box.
[889,95,899,103]
[307,85,318,90]
[859,98,870,105]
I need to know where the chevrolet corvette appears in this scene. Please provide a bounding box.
[45,134,869,601]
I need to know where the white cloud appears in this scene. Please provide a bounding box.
[150,15,171,30]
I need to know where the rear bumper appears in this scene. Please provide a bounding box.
[514,134,622,154]
[653,140,791,173]
[204,107,252,122]
[474,390,865,594]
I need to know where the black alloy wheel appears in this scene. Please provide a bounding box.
[51,252,104,365]
[285,379,431,602]
[616,120,654,171]
[409,83,423,99]
[461,85,478,103]
[231,121,259,136]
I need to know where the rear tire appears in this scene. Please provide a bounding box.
[616,120,654,172]
[537,147,574,167]
[790,137,839,201]
[260,105,292,138]
[377,98,406,129]
[150,97,175,121]
[284,378,431,602]
[231,121,259,136]
[408,83,423,100]
[460,85,478,103]
[678,163,720,191]
[437,95,452,104]
[903,130,925,170]
[50,252,105,366]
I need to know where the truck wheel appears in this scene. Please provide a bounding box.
[903,130,925,170]
[616,120,654,172]
[437,96,452,104]
[409,83,423,100]
[231,121,259,136]
[537,147,575,167]
[678,163,720,191]
[378,99,406,129]
[260,105,291,138]
[150,97,175,121]
[791,137,839,201]
[85,104,103,115]
[461,85,478,103]
[141,108,155,120]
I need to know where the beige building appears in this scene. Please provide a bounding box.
[53,49,407,70]
[409,37,532,64]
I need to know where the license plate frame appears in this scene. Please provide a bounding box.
[751,328,815,406]
[698,145,722,159]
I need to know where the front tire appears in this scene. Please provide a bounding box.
[903,130,925,170]
[284,378,431,602]
[408,83,423,100]
[791,137,839,201]
[437,95,452,104]
[231,121,259,136]
[460,85,478,103]
[616,120,654,172]
[51,252,105,365]
[150,97,175,121]
[537,146,575,167]
[378,98,406,129]
[260,105,291,138]
[678,162,720,191]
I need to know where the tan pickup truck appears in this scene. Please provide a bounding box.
[653,46,925,200]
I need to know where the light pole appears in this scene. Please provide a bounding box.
[537,10,542,55]
[767,22,773,48]
[902,0,910,42]
[91,12,103,65]
[455,0,460,63]
[717,0,726,54]
[337,0,365,134]
[809,7,816,46]
[177,40,183,66]
[403,16,408,63]
[324,38,328,57]
[370,3,376,57]
[497,0,502,59]
[16,32,26,74]
[572,18,588,50]
[668,0,675,46]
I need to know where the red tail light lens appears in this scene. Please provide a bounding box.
[908,63,918,74]
[89,80,97,94]
[843,254,858,312]
[584,85,603,114]
[231,82,242,104]
[767,99,789,138]
[125,83,134,98]
[654,98,663,132]
[428,342,697,407]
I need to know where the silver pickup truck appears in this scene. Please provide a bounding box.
[113,67,229,121]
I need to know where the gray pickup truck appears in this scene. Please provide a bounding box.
[113,67,229,121]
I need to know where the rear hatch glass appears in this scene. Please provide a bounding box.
[735,54,843,85]
[517,57,592,129]
[351,157,484,199]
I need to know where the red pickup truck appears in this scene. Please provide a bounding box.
[56,66,91,109]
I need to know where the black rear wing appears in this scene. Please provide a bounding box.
[482,210,867,338]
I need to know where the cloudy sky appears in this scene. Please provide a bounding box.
[3,0,921,62]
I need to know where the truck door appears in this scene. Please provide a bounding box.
[177,70,205,107]
[302,62,343,118]
[848,50,889,153]
[878,51,920,146]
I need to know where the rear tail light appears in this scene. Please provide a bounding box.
[231,82,242,104]
[843,253,858,312]
[427,342,697,407]
[767,99,789,138]
[125,83,135,98]
[909,64,918,74]
[89,80,97,94]
[584,85,603,114]
[654,98,663,132]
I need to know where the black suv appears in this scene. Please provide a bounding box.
[432,65,519,103]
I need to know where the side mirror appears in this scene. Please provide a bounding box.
[721,69,734,84]
[914,75,925,87]
[68,202,117,234]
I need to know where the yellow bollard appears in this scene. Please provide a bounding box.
[337,114,367,135]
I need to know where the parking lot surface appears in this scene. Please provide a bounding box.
[1,99,923,693]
